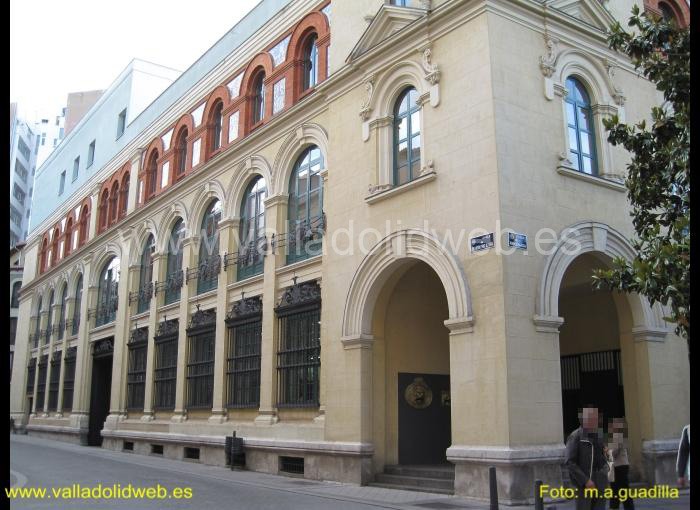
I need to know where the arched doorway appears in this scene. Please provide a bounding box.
[372,260,451,466]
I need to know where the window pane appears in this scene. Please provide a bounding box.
[565,102,576,125]
[580,132,591,155]
[411,134,421,163]
[570,152,580,170]
[310,172,321,191]
[568,128,579,151]
[398,117,408,141]
[397,165,410,186]
[297,193,308,221]
[309,189,321,218]
[297,168,308,194]
[582,157,593,174]
[397,141,408,168]
[410,111,420,134]
[578,106,592,131]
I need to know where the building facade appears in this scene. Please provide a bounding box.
[9,0,690,503]
[11,243,26,384]
[10,105,38,247]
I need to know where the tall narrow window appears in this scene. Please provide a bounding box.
[154,320,179,410]
[117,109,127,138]
[58,286,67,341]
[96,257,120,327]
[79,207,89,246]
[287,146,324,264]
[175,128,188,177]
[147,152,159,198]
[40,239,48,272]
[11,281,21,308]
[48,351,61,411]
[197,200,222,295]
[137,235,154,313]
[64,218,73,257]
[127,328,148,410]
[275,281,321,407]
[565,77,597,175]
[212,102,223,151]
[165,220,185,305]
[120,174,129,218]
[99,190,109,231]
[226,297,262,408]
[26,358,37,403]
[62,347,77,411]
[393,87,421,186]
[34,298,42,348]
[72,275,83,336]
[252,72,266,125]
[303,34,318,90]
[186,309,216,409]
[45,291,54,345]
[109,182,120,224]
[59,171,66,195]
[36,355,48,411]
[87,140,96,167]
[72,157,80,181]
[238,177,267,279]
[51,229,60,267]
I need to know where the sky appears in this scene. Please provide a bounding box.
[10,0,260,122]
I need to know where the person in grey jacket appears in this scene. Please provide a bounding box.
[676,424,690,487]
[607,417,634,509]
[564,407,609,510]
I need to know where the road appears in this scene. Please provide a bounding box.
[8,435,690,510]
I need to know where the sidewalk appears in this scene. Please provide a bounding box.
[9,434,690,509]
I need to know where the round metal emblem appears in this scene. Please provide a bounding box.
[404,377,433,409]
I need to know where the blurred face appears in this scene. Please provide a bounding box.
[582,407,598,431]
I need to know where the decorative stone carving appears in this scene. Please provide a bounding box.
[359,74,376,120]
[421,47,440,85]
[275,277,321,312]
[129,326,148,345]
[226,294,263,321]
[368,183,392,195]
[188,304,216,330]
[155,318,179,338]
[419,159,435,176]
[604,59,626,106]
[93,338,114,356]
[539,35,559,78]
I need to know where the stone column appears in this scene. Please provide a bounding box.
[38,309,50,416]
[42,301,62,415]
[172,237,195,422]
[70,256,94,440]
[106,239,134,425]
[209,219,236,423]
[142,253,164,421]
[9,293,36,427]
[127,151,143,214]
[255,195,286,425]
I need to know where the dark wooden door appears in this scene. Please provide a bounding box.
[398,372,451,465]
[88,354,113,446]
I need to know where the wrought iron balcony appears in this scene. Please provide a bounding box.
[129,282,153,314]
[223,238,267,280]
[156,270,184,306]
[271,214,326,264]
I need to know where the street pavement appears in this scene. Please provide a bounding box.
[8,435,690,509]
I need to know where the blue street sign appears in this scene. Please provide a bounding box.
[508,232,527,250]
[470,233,494,253]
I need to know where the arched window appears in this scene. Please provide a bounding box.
[287,146,324,263]
[11,281,21,308]
[64,218,73,257]
[72,274,83,336]
[303,34,318,91]
[165,219,185,305]
[110,182,120,224]
[78,206,89,247]
[34,297,43,347]
[40,238,49,272]
[45,290,54,345]
[99,190,109,231]
[197,200,222,294]
[96,257,120,327]
[175,128,188,178]
[120,173,129,218]
[565,77,597,175]
[393,87,421,186]
[658,2,678,26]
[147,151,159,199]
[238,177,267,279]
[211,102,223,152]
[252,72,266,125]
[51,229,60,266]
[58,285,67,340]
[137,235,155,314]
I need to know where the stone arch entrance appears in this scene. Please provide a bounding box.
[535,222,670,481]
[341,230,473,475]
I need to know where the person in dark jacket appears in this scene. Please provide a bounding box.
[564,406,609,510]
[676,424,690,487]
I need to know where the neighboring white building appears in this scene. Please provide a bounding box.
[32,109,66,168]
[10,104,38,247]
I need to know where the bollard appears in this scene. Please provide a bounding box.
[489,466,498,510]
[534,479,544,510]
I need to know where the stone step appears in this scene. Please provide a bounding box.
[368,481,454,496]
[374,473,455,492]
[383,464,455,480]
